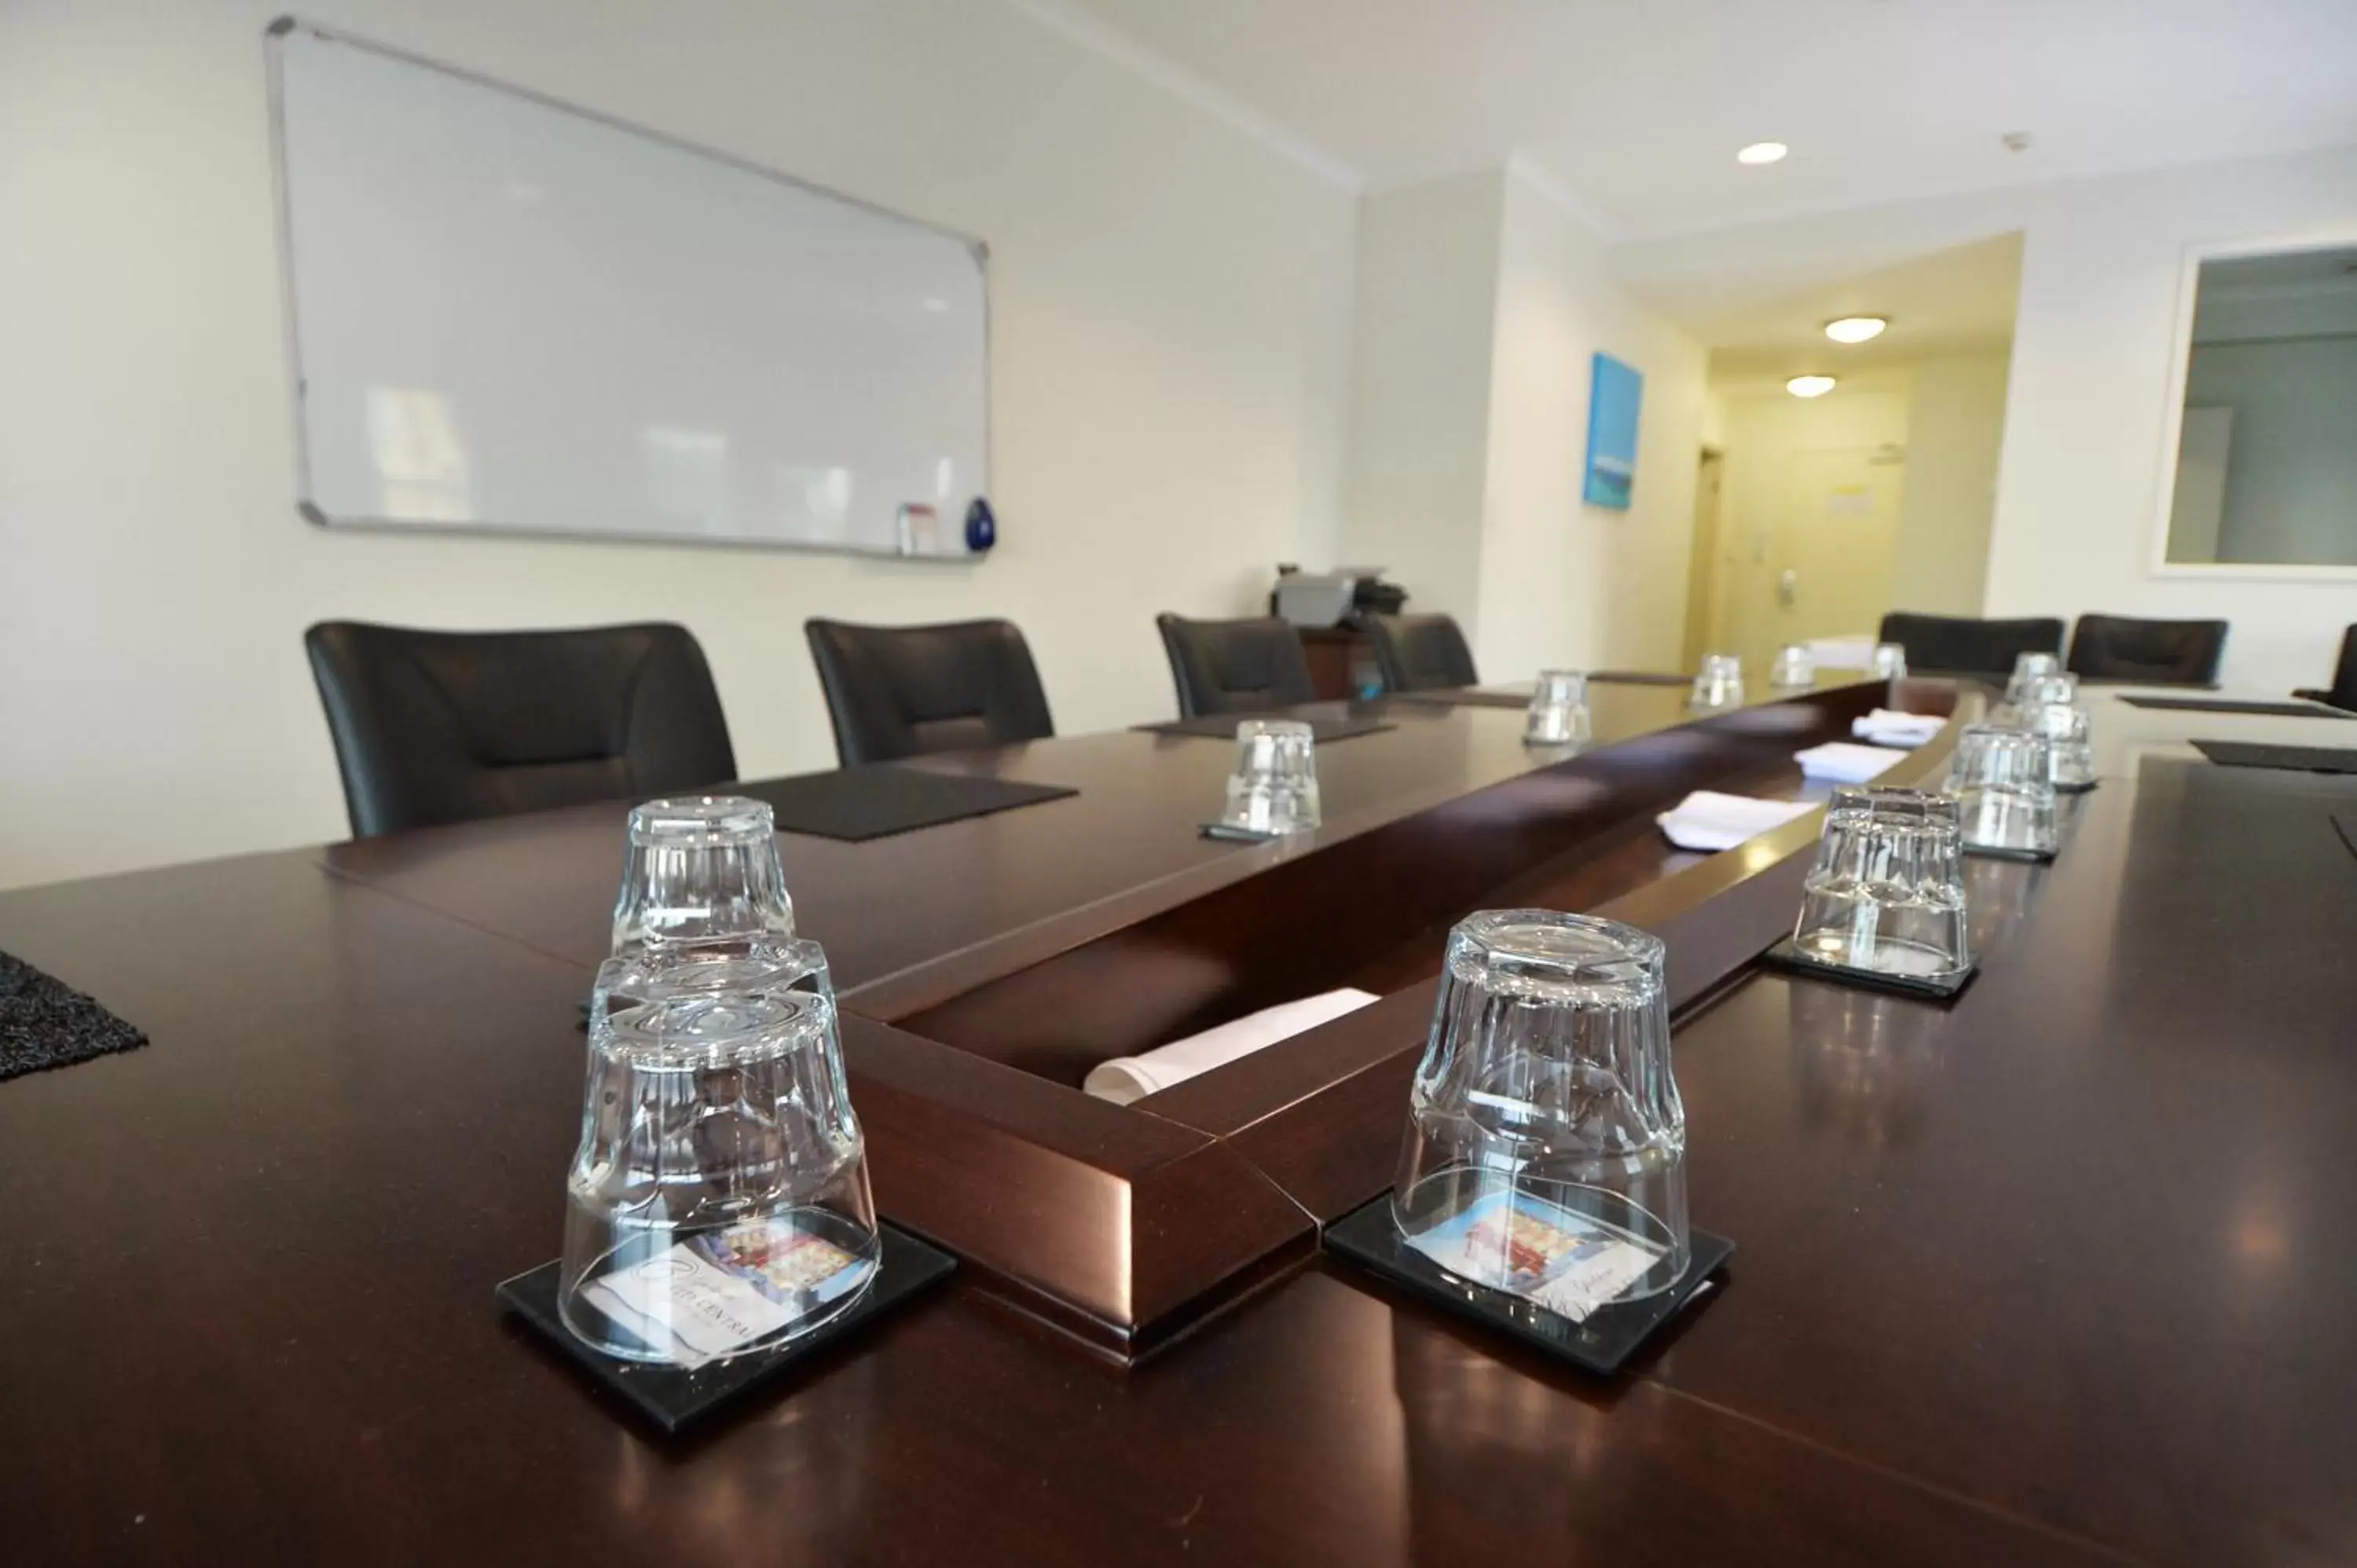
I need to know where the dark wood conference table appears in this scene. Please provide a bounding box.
[2,683,2353,1566]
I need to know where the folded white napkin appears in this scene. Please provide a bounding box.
[1083,988,1380,1105]
[1850,709,1944,747]
[1794,741,1911,782]
[1655,790,1817,852]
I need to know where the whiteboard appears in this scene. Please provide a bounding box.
[268,21,990,557]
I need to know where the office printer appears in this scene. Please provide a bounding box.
[1269,565,1408,628]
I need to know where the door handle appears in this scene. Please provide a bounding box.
[1777,569,1798,607]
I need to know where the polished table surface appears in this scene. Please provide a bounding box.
[3,691,2354,1565]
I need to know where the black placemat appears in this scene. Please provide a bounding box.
[1138,713,1395,743]
[2120,695,2352,720]
[1381,687,1531,710]
[1761,936,1977,1001]
[1323,1195,1732,1376]
[0,950,148,1083]
[498,1223,956,1434]
[1587,670,1693,687]
[737,764,1076,842]
[2190,739,2357,775]
[2077,676,2220,691]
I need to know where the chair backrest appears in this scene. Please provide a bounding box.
[2326,627,2357,709]
[305,621,737,837]
[2066,614,2230,686]
[803,618,1055,766]
[2296,625,2357,712]
[1155,614,1318,717]
[1365,613,1479,693]
[1876,613,2066,677]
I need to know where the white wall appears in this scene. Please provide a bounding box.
[1624,145,2357,694]
[1890,350,2011,614]
[1476,170,1707,676]
[1340,173,1503,625]
[0,0,1358,889]
[1342,167,1706,678]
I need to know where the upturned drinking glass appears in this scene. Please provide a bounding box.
[1523,670,1592,746]
[611,796,795,958]
[1945,724,2058,857]
[1871,643,1909,679]
[2023,671,2080,708]
[1769,643,1816,688]
[2021,677,2095,790]
[1689,653,1745,709]
[1220,720,1321,834]
[1393,911,1689,1316]
[560,941,878,1364]
[1791,786,1971,979]
[2006,651,2062,706]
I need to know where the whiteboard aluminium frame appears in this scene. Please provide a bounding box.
[2143,224,2357,584]
[263,15,993,562]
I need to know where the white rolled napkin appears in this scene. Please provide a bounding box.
[1655,790,1817,852]
[1083,988,1380,1105]
[1850,709,1944,747]
[1794,741,1912,782]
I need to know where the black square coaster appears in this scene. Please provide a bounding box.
[1963,841,2056,863]
[1322,1196,1733,1376]
[1199,821,1283,843]
[1760,935,1977,1001]
[497,1222,956,1434]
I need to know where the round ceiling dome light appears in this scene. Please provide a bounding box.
[1786,375,1838,398]
[1736,141,1789,166]
[1824,316,1888,344]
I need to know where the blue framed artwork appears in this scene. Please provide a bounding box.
[1583,353,1644,510]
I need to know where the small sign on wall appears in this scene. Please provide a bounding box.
[1583,353,1644,511]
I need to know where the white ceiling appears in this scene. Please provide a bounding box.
[1032,0,2357,238]
[1704,233,2024,386]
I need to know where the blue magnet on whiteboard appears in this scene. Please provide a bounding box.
[965,497,997,553]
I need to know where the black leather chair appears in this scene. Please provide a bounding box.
[1365,613,1479,693]
[2293,626,2357,713]
[304,621,737,838]
[1876,613,2066,677]
[2066,614,2229,686]
[803,618,1055,766]
[1155,614,1317,718]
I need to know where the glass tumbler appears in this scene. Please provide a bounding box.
[1221,720,1321,834]
[1689,654,1745,709]
[560,941,879,1364]
[611,796,796,958]
[2021,677,2095,790]
[1945,724,2058,857]
[1393,911,1689,1319]
[1791,787,1971,979]
[1523,670,1592,746]
[2006,651,2061,706]
[1769,643,1816,688]
[1871,643,1909,680]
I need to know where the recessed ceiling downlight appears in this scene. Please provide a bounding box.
[1824,316,1888,344]
[1787,375,1837,398]
[1737,141,1789,166]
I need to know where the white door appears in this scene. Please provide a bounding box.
[1729,447,1906,675]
